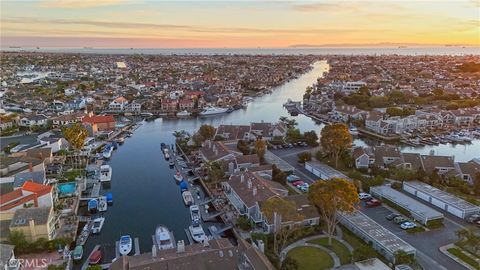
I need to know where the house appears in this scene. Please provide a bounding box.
[332,105,366,122]
[9,207,56,241]
[365,111,383,134]
[63,88,76,96]
[352,147,373,169]
[66,99,86,110]
[178,99,195,111]
[223,171,288,224]
[10,148,53,164]
[18,114,48,128]
[450,109,475,126]
[0,244,19,270]
[0,182,53,213]
[0,157,45,178]
[108,97,128,111]
[235,154,260,170]
[399,153,423,171]
[169,90,184,100]
[124,101,142,113]
[455,161,480,184]
[261,194,320,233]
[51,112,86,127]
[420,155,455,175]
[372,145,402,168]
[82,114,116,135]
[39,137,69,153]
[215,124,250,141]
[249,121,286,141]
[198,141,235,162]
[161,98,178,112]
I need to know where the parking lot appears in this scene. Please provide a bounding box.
[270,149,471,270]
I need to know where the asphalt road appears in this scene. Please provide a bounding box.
[270,148,469,270]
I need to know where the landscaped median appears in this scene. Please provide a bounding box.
[440,244,480,270]
[307,237,352,264]
[286,246,334,270]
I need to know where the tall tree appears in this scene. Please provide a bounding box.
[303,130,319,146]
[63,123,88,171]
[320,123,352,168]
[236,140,250,155]
[261,197,304,256]
[198,124,215,141]
[202,160,225,188]
[254,139,267,163]
[308,178,358,246]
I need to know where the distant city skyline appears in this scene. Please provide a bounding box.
[1,0,479,48]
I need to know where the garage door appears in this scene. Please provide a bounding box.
[403,185,416,195]
[431,197,446,210]
[446,205,464,219]
[416,191,430,202]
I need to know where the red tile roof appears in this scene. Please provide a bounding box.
[82,115,115,124]
[22,181,52,197]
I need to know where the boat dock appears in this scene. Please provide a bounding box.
[115,237,140,259]
[184,229,193,245]
[81,245,100,270]
[76,220,94,246]
[134,237,140,255]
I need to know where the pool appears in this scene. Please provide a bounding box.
[57,182,77,197]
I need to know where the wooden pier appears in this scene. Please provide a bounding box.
[184,229,193,245]
[81,245,100,270]
[134,237,140,256]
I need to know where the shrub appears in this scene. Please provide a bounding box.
[297,152,312,163]
[236,216,252,231]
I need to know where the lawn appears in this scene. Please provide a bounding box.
[447,247,480,270]
[287,246,334,270]
[340,226,366,250]
[307,237,352,264]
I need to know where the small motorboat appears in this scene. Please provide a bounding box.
[169,161,175,167]
[88,199,98,214]
[179,180,188,192]
[116,137,125,144]
[99,165,112,182]
[349,126,359,136]
[102,145,113,159]
[91,217,105,234]
[176,110,191,118]
[106,193,113,205]
[173,172,183,183]
[119,235,132,256]
[72,245,83,261]
[189,223,206,243]
[182,191,194,206]
[98,196,107,212]
[155,225,176,250]
[89,249,102,265]
[190,205,200,223]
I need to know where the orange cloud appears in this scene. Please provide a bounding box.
[38,0,128,9]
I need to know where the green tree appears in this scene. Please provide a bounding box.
[86,266,102,270]
[254,140,267,162]
[272,165,287,184]
[358,86,371,96]
[198,124,215,141]
[202,160,225,188]
[297,152,312,163]
[394,250,415,265]
[279,117,298,129]
[286,128,302,142]
[237,140,250,155]
[63,123,88,171]
[8,230,28,253]
[308,178,359,246]
[353,246,377,261]
[281,256,299,270]
[320,123,352,168]
[303,130,319,146]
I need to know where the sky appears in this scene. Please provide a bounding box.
[1,0,479,48]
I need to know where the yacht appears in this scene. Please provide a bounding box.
[199,106,229,116]
[190,205,201,223]
[102,145,113,159]
[119,235,132,256]
[189,223,206,243]
[182,191,194,206]
[173,172,183,183]
[98,196,107,212]
[72,245,83,261]
[155,225,176,250]
[176,110,191,118]
[99,165,112,182]
[91,217,105,234]
[349,126,359,136]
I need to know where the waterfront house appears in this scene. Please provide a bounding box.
[215,124,251,141]
[82,113,116,135]
[199,140,235,162]
[109,96,129,111]
[9,207,56,241]
[160,98,178,112]
[223,171,288,224]
[51,111,86,127]
[18,114,48,128]
[0,157,45,178]
[450,109,475,126]
[365,111,384,134]
[235,154,260,170]
[454,161,480,184]
[332,105,366,122]
[249,122,287,141]
[352,147,373,169]
[124,101,142,113]
[0,182,53,213]
[420,155,455,175]
[372,145,402,168]
[399,153,423,171]
[261,194,320,234]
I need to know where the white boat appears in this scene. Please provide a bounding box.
[119,235,132,256]
[99,165,112,182]
[72,245,83,261]
[116,137,125,144]
[190,205,201,223]
[176,110,191,117]
[91,217,105,234]
[199,106,229,116]
[102,146,113,159]
[349,127,359,136]
[446,133,463,143]
[182,191,194,206]
[173,172,183,183]
[98,196,107,212]
[155,225,176,250]
[189,223,206,243]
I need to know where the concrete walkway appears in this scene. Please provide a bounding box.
[280,234,354,267]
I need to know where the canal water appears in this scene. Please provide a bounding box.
[64,60,479,265]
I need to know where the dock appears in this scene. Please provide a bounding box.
[81,245,100,270]
[184,229,193,245]
[134,237,140,256]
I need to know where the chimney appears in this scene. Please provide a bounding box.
[240,174,244,183]
[247,179,252,189]
[177,240,185,253]
[152,245,157,258]
[253,186,257,196]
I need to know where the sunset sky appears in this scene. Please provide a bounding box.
[1,0,479,48]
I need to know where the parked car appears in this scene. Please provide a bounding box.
[400,222,417,230]
[358,193,372,200]
[466,214,480,224]
[394,216,408,224]
[365,199,381,208]
[386,213,401,221]
[287,175,301,182]
[298,183,309,192]
[291,181,305,187]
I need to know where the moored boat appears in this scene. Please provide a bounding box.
[89,249,102,265]
[199,106,229,116]
[349,126,359,136]
[88,199,98,213]
[173,172,183,183]
[155,225,176,250]
[98,196,107,212]
[119,235,132,256]
[188,223,206,243]
[102,145,113,159]
[190,205,200,223]
[182,191,194,206]
[176,110,191,117]
[91,217,105,234]
[72,245,83,261]
[99,165,112,182]
[106,193,113,205]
